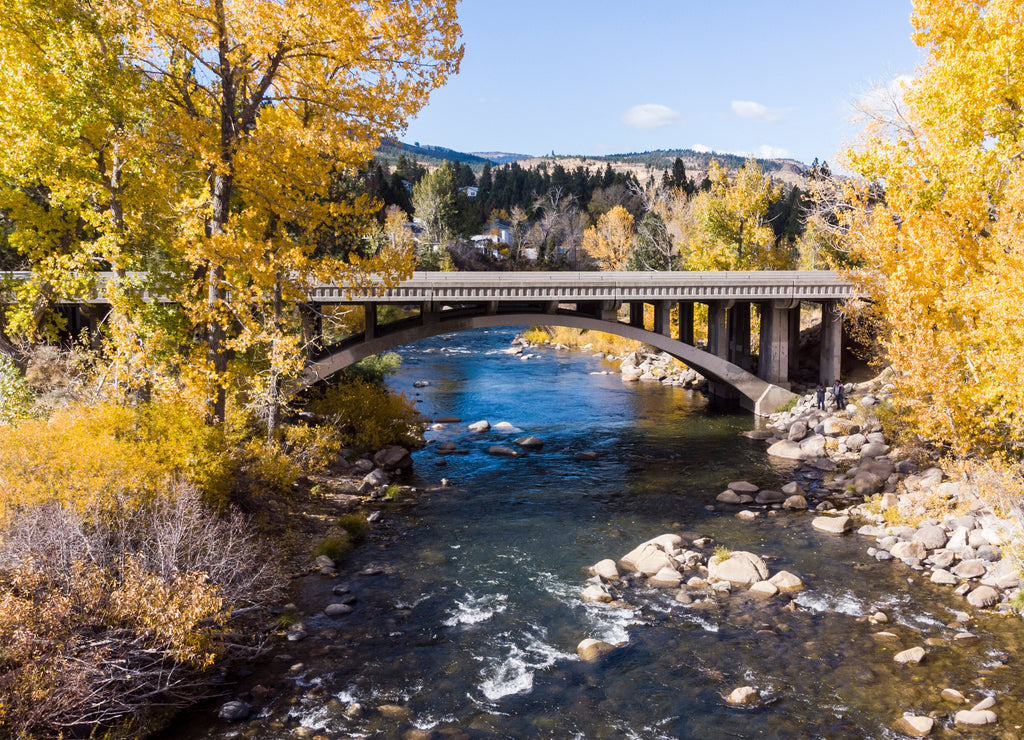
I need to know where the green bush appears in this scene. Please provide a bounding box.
[0,354,34,425]
[338,513,369,543]
[314,535,352,561]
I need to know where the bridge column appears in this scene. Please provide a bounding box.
[758,300,797,388]
[819,300,842,384]
[789,305,802,380]
[299,303,323,359]
[677,302,694,344]
[652,300,671,337]
[727,301,752,371]
[629,302,644,329]
[364,303,378,340]
[706,301,731,358]
[597,300,620,321]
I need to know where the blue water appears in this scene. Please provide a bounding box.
[168,328,1024,739]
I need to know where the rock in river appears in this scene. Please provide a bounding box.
[577,638,616,661]
[708,551,769,587]
[812,515,851,534]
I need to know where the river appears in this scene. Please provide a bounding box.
[173,328,1024,739]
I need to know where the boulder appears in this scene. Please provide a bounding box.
[766,440,806,460]
[373,445,413,470]
[941,688,966,704]
[577,638,616,661]
[783,495,808,511]
[619,544,674,576]
[645,533,684,551]
[823,417,860,437]
[218,700,253,722]
[891,541,927,561]
[708,551,769,587]
[362,468,388,488]
[893,716,933,737]
[799,435,826,458]
[755,489,786,505]
[952,559,987,579]
[768,571,805,592]
[930,569,958,585]
[575,451,600,461]
[812,515,851,534]
[966,585,1000,608]
[845,433,867,451]
[725,686,760,706]
[728,481,760,494]
[590,559,619,580]
[894,647,926,665]
[717,490,745,504]
[314,555,336,573]
[954,710,997,726]
[787,421,808,441]
[513,435,544,449]
[468,420,491,432]
[324,603,353,617]
[487,445,520,458]
[649,566,683,588]
[749,581,778,597]
[913,525,948,550]
[860,442,891,459]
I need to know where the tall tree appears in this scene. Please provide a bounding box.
[842,0,1024,455]
[581,205,635,271]
[0,0,463,423]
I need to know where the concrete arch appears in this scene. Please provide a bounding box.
[299,312,796,416]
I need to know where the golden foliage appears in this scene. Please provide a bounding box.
[305,378,423,453]
[581,205,635,271]
[841,0,1024,455]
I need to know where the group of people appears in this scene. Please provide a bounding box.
[816,380,844,410]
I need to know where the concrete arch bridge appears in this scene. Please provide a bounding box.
[299,271,852,416]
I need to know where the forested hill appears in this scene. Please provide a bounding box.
[377,140,810,181]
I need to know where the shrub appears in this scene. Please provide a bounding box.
[337,513,369,544]
[522,328,551,344]
[306,378,423,453]
[314,535,352,561]
[0,483,284,738]
[0,353,34,424]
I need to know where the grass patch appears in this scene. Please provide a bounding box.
[314,535,352,562]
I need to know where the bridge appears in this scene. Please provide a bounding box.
[6,270,853,416]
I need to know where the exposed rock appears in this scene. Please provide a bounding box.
[581,585,613,603]
[755,489,786,505]
[893,647,926,665]
[717,490,745,504]
[708,551,769,586]
[590,559,619,580]
[649,566,683,588]
[749,581,778,597]
[930,569,958,585]
[619,544,674,576]
[912,525,948,550]
[783,495,808,511]
[468,420,491,432]
[972,696,996,711]
[487,445,520,458]
[954,709,997,726]
[362,468,388,488]
[966,585,1000,608]
[575,451,600,461]
[728,481,760,494]
[766,439,806,460]
[435,415,461,423]
[893,715,933,737]
[218,700,252,722]
[768,571,805,592]
[787,421,808,441]
[314,555,336,574]
[725,686,760,706]
[799,435,826,458]
[513,435,544,449]
[324,603,353,617]
[941,688,966,704]
[860,442,891,458]
[891,541,927,561]
[373,445,412,470]
[823,417,860,437]
[577,638,616,661]
[812,515,851,534]
[952,559,987,579]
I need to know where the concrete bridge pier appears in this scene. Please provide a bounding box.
[629,302,644,329]
[705,300,739,403]
[727,301,752,371]
[677,302,694,345]
[652,300,671,337]
[758,299,798,389]
[819,300,843,384]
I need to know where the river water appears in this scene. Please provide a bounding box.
[175,328,1024,739]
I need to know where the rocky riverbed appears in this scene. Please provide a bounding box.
[577,368,1024,737]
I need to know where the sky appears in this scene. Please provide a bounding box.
[402,0,925,166]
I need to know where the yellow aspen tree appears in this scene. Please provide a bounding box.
[581,205,635,271]
[842,0,1024,455]
[684,159,786,271]
[0,0,462,423]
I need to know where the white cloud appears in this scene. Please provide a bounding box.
[622,103,683,130]
[692,143,713,153]
[731,100,790,123]
[756,144,791,159]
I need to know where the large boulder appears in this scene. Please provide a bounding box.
[812,515,851,534]
[513,435,544,449]
[619,544,674,576]
[708,551,769,587]
[766,439,806,460]
[823,417,860,437]
[590,559,620,580]
[468,420,491,432]
[913,525,948,550]
[373,445,412,470]
[893,716,934,737]
[577,638,616,661]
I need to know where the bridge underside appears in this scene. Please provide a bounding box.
[298,297,843,416]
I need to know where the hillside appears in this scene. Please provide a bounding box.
[376,141,811,187]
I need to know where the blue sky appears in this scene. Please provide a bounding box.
[402,0,924,165]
